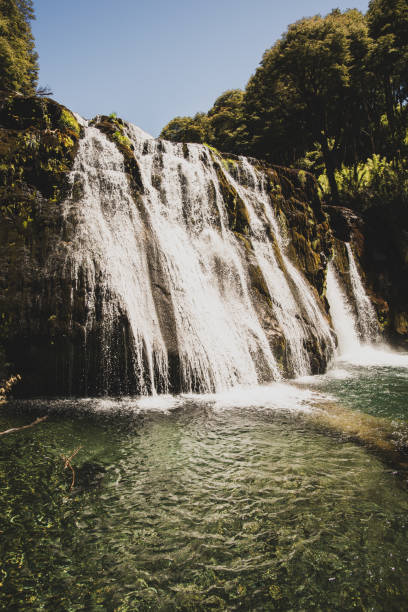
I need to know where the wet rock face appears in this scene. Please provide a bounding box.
[89,115,144,195]
[263,166,331,299]
[2,95,400,397]
[0,95,83,392]
[362,204,408,347]
[326,204,407,348]
[323,205,362,243]
[0,97,335,395]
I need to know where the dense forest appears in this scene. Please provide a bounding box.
[161,0,408,213]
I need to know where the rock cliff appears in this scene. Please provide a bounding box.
[0,95,405,396]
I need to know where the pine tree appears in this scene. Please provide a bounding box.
[0,0,38,94]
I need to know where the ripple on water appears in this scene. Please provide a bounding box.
[1,360,408,610]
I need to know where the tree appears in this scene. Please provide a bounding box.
[244,10,374,200]
[0,0,38,94]
[207,89,249,154]
[160,113,210,144]
[367,0,408,154]
[244,43,313,166]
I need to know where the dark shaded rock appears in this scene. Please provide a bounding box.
[265,167,332,300]
[323,205,362,242]
[362,203,408,347]
[0,95,82,394]
[75,462,106,491]
[326,202,407,347]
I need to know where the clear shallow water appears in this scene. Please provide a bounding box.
[299,345,408,421]
[1,351,408,611]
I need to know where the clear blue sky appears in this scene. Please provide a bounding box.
[32,0,370,137]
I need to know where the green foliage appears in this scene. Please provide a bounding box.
[296,143,326,176]
[207,89,249,154]
[0,0,38,94]
[366,0,408,159]
[319,154,408,209]
[160,114,209,144]
[160,4,408,207]
[58,108,80,136]
[0,96,80,237]
[112,129,132,149]
[160,90,249,154]
[244,9,374,199]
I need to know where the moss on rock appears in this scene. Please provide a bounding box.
[0,95,80,203]
[0,94,83,390]
[262,165,331,300]
[214,163,250,235]
[90,114,144,196]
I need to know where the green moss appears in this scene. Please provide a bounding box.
[0,90,82,338]
[204,143,219,155]
[91,115,144,196]
[58,109,80,136]
[221,157,237,172]
[112,130,132,149]
[395,313,408,335]
[215,164,250,235]
[298,169,307,187]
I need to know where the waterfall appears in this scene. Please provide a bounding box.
[346,244,379,342]
[58,126,169,394]
[326,263,360,355]
[56,119,338,394]
[219,156,335,377]
[126,130,281,390]
[326,244,380,359]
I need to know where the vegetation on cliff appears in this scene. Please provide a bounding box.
[161,1,408,205]
[0,95,81,390]
[0,0,38,95]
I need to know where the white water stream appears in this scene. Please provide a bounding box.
[59,127,168,393]
[346,243,379,342]
[326,247,390,368]
[221,157,335,376]
[57,118,389,394]
[326,263,360,356]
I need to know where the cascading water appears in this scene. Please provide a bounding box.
[57,118,338,394]
[326,263,360,355]
[326,243,381,361]
[220,156,335,376]
[126,129,280,390]
[57,126,169,394]
[346,243,379,342]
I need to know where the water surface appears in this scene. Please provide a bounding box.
[1,350,407,611]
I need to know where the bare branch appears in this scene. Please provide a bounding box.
[61,446,82,491]
[0,415,48,436]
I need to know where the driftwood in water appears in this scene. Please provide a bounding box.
[0,415,48,436]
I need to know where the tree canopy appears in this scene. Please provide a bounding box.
[160,2,408,204]
[0,0,38,94]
